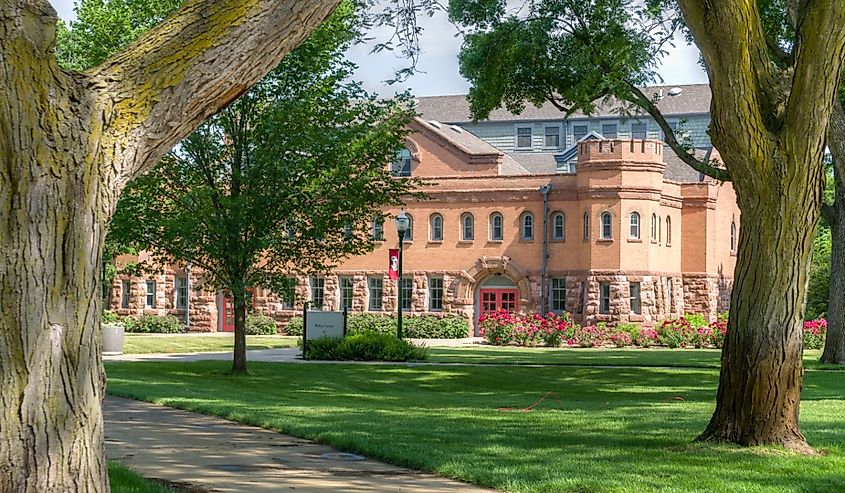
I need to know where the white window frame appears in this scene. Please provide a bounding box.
[552,212,565,240]
[400,276,413,311]
[630,282,641,315]
[599,282,611,315]
[515,125,533,150]
[368,276,383,311]
[650,213,658,242]
[145,280,156,308]
[521,212,534,240]
[403,214,413,242]
[629,212,641,239]
[310,277,325,310]
[372,217,384,241]
[430,214,443,241]
[600,212,612,240]
[339,276,354,310]
[551,278,566,312]
[175,276,188,309]
[428,277,444,311]
[490,213,504,241]
[391,147,412,177]
[279,277,296,310]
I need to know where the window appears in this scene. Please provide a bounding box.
[430,214,443,241]
[121,280,130,308]
[391,147,412,177]
[400,276,413,311]
[650,213,658,241]
[368,276,383,311]
[461,213,474,241]
[339,276,354,310]
[521,213,534,240]
[551,278,566,312]
[372,216,384,241]
[600,212,612,239]
[310,277,325,309]
[516,126,532,149]
[601,123,618,138]
[343,223,353,240]
[279,277,296,310]
[285,225,296,240]
[552,212,565,240]
[145,280,156,308]
[175,277,188,309]
[583,211,590,240]
[490,213,504,241]
[544,126,560,148]
[573,124,589,142]
[630,282,641,315]
[403,214,413,241]
[665,216,672,246]
[658,216,662,244]
[429,277,444,311]
[631,122,647,139]
[730,221,737,251]
[629,212,640,239]
[665,277,674,313]
[599,282,611,315]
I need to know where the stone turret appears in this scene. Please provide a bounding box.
[577,139,666,172]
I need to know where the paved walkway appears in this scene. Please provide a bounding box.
[106,338,485,364]
[105,396,496,493]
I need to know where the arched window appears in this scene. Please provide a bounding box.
[404,214,413,241]
[552,212,565,240]
[629,212,640,239]
[600,212,612,239]
[521,212,534,240]
[430,213,443,241]
[490,213,504,241]
[730,221,737,251]
[372,217,384,241]
[650,213,657,241]
[583,211,590,240]
[391,147,412,177]
[665,216,671,246]
[461,213,474,241]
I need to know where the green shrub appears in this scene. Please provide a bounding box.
[245,313,278,335]
[617,322,641,343]
[656,317,694,348]
[124,314,184,334]
[285,317,303,336]
[102,310,123,326]
[683,313,709,329]
[347,313,395,335]
[304,331,429,361]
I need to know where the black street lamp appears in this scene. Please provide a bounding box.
[395,210,409,339]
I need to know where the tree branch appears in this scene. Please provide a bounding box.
[625,83,731,182]
[89,0,342,183]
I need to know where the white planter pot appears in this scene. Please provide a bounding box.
[103,324,125,355]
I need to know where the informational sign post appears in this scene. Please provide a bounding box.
[301,305,347,359]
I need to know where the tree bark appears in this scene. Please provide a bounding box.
[676,0,845,451]
[1,0,339,490]
[232,292,248,374]
[821,100,845,364]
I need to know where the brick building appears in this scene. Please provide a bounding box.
[111,86,739,334]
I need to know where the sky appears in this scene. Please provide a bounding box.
[49,0,708,97]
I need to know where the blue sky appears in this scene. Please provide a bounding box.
[49,0,708,97]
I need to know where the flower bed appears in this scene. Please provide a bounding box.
[479,310,825,350]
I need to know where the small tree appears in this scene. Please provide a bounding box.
[110,3,419,373]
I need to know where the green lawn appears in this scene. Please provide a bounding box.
[122,334,298,354]
[105,353,845,493]
[110,462,174,492]
[427,346,831,369]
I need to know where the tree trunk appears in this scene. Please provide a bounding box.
[821,100,845,364]
[232,292,248,374]
[697,186,818,452]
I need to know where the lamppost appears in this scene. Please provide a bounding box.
[395,210,409,339]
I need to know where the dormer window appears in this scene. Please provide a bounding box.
[573,124,589,142]
[515,126,533,149]
[631,122,647,139]
[544,126,561,148]
[602,123,618,138]
[391,147,412,177]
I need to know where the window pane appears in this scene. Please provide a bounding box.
[516,127,532,148]
[368,277,383,311]
[601,213,612,239]
[401,277,413,311]
[310,277,324,309]
[631,122,647,139]
[544,126,560,147]
[280,277,296,310]
[602,123,618,138]
[573,124,588,141]
[431,215,443,241]
[391,148,412,177]
[491,214,503,241]
[630,213,640,239]
[373,217,384,241]
[463,215,474,240]
[404,215,413,241]
[121,280,130,308]
[176,277,188,309]
[630,282,641,315]
[145,281,156,308]
[553,214,565,240]
[599,283,610,314]
[429,277,443,311]
[522,214,533,240]
[340,277,354,310]
[583,212,590,240]
[551,278,566,312]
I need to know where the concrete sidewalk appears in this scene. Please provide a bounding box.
[105,396,496,493]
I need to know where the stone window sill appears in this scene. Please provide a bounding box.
[597,238,613,243]
[627,238,642,243]
[488,239,503,244]
[629,314,645,322]
[457,240,474,244]
[428,240,443,244]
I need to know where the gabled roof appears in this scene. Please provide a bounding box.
[409,117,501,164]
[417,84,712,123]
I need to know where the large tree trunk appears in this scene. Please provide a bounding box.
[821,101,845,364]
[1,0,339,490]
[697,180,819,453]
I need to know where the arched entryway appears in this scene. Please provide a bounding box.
[459,256,533,335]
[478,275,519,319]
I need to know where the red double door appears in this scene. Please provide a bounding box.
[221,290,256,332]
[479,289,519,317]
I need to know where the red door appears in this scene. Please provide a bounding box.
[479,289,519,318]
[221,290,256,332]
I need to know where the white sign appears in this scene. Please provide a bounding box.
[305,311,345,340]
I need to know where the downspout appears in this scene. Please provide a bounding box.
[540,184,552,314]
[185,261,192,330]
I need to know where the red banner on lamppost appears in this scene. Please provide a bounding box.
[387,248,399,281]
[388,249,399,280]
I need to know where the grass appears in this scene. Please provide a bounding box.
[110,462,174,492]
[122,334,298,354]
[427,346,831,369]
[105,351,845,493]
